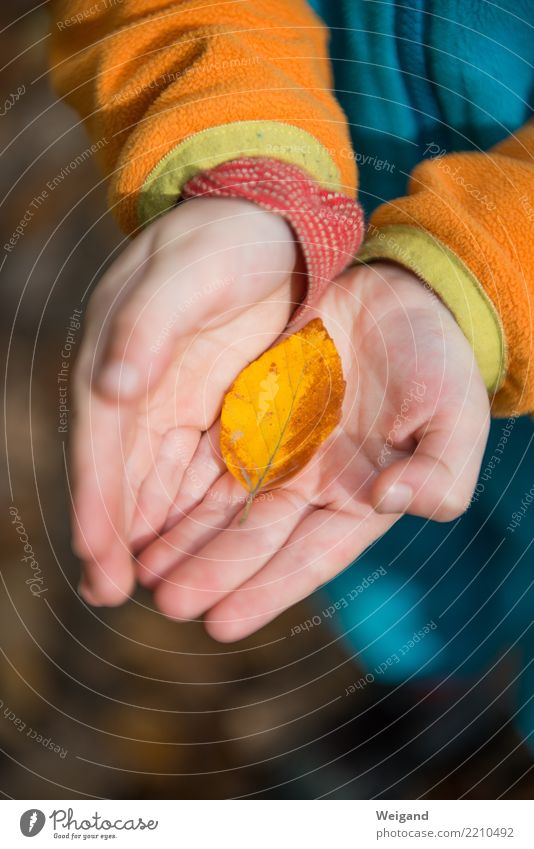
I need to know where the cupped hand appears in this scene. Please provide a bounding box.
[71,198,302,605]
[137,261,490,641]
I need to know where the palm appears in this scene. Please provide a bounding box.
[123,288,296,549]
[71,199,299,604]
[138,262,490,641]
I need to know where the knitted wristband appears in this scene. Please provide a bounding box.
[182,157,364,319]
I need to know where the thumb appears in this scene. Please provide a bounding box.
[94,228,298,402]
[93,252,228,401]
[371,397,490,523]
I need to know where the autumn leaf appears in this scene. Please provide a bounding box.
[220,318,345,513]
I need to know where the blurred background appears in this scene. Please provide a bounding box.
[1,1,533,800]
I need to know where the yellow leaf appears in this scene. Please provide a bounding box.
[220,318,345,510]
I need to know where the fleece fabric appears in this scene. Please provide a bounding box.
[49,0,534,748]
[49,0,533,414]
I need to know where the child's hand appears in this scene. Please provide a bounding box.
[138,261,490,641]
[72,198,302,605]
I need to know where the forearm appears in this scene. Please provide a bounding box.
[49,0,357,234]
[359,121,534,416]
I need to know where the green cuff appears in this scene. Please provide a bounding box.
[138,120,342,227]
[358,225,506,392]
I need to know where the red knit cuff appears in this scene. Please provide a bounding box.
[182,157,364,320]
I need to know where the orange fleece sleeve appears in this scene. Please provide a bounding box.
[49,0,356,234]
[358,121,534,417]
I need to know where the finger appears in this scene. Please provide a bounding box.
[137,471,243,589]
[372,396,490,522]
[78,536,136,607]
[69,361,136,605]
[204,507,395,642]
[136,427,229,586]
[128,426,201,551]
[94,263,188,401]
[80,249,152,374]
[152,489,312,619]
[70,379,123,553]
[160,426,227,532]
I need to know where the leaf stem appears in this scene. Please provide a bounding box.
[239,493,255,524]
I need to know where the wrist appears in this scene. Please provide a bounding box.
[357,226,505,394]
[182,158,364,320]
[150,197,302,322]
[358,260,455,323]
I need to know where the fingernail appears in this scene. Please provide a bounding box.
[377,483,413,514]
[97,361,140,398]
